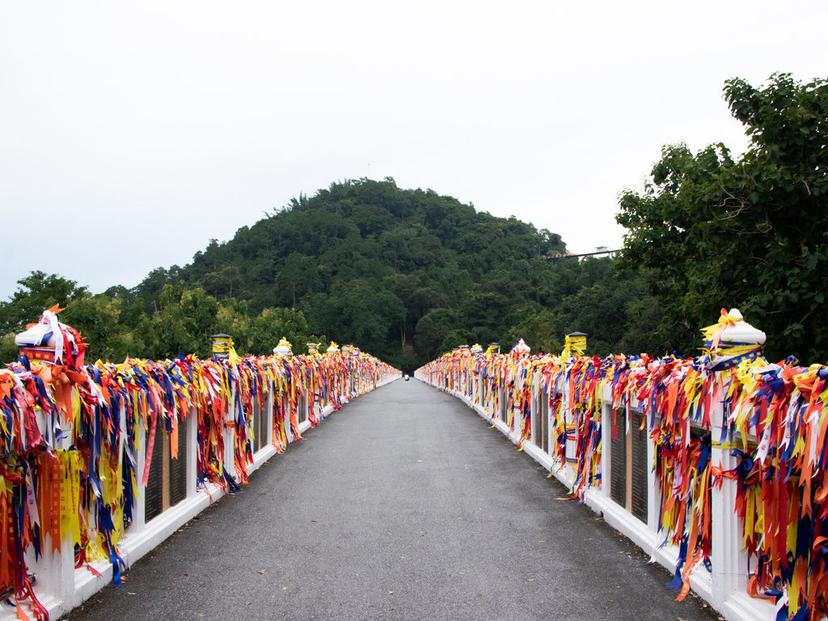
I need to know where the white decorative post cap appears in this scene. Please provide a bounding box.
[511,338,531,355]
[702,308,766,370]
[273,337,293,356]
[15,306,87,367]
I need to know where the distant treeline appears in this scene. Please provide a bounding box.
[1,74,825,369]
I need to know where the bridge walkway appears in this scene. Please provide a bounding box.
[66,380,717,620]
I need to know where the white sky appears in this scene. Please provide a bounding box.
[1,1,826,297]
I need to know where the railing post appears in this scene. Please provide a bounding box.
[600,387,611,497]
[645,400,658,531]
[186,406,197,498]
[563,381,575,481]
[283,394,294,444]
[29,504,76,611]
[266,377,274,446]
[223,383,237,481]
[27,395,81,611]
[133,417,147,531]
[710,401,746,609]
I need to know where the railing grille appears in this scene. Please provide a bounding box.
[254,399,266,451]
[610,408,626,507]
[170,425,188,508]
[630,411,648,523]
[145,429,164,521]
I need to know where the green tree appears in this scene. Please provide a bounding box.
[247,307,311,355]
[63,293,136,362]
[0,272,88,363]
[202,265,242,297]
[414,308,461,359]
[617,74,828,361]
[276,253,321,307]
[215,298,252,354]
[503,304,561,355]
[134,285,221,358]
[0,271,87,335]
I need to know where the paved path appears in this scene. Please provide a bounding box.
[67,379,718,621]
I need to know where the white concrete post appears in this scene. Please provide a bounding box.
[186,406,197,498]
[266,377,274,446]
[600,387,612,497]
[285,394,295,445]
[644,400,658,531]
[543,380,550,457]
[530,380,537,446]
[29,529,76,609]
[223,383,237,482]
[710,401,747,609]
[133,417,147,531]
[563,381,575,481]
[29,393,77,608]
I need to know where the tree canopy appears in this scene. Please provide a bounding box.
[617,73,828,361]
[1,180,655,369]
[164,178,660,368]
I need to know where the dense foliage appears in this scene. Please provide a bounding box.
[2,74,823,369]
[618,73,828,362]
[151,179,672,367]
[0,272,323,364]
[0,181,656,369]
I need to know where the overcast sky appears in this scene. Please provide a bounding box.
[1,1,826,298]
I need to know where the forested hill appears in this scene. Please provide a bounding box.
[183,177,565,315]
[129,178,652,369]
[0,178,653,370]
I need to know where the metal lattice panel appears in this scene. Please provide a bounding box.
[610,408,626,507]
[630,411,648,523]
[144,426,164,521]
[254,400,265,451]
[169,423,188,507]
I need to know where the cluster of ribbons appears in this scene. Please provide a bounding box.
[0,329,396,620]
[419,346,828,619]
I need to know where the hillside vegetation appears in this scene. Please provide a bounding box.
[0,179,655,370]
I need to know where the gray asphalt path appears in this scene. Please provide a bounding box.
[67,379,718,621]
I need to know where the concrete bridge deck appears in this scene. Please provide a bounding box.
[65,380,717,621]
